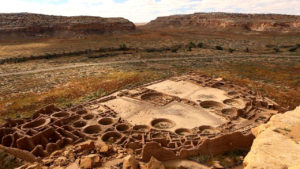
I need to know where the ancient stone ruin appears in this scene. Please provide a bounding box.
[0,74,280,167]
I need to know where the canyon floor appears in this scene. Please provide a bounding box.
[0,26,300,169]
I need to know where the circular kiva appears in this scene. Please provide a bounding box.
[101,131,122,143]
[151,118,176,129]
[82,114,94,120]
[51,112,70,118]
[83,125,101,134]
[22,118,50,129]
[152,133,167,139]
[175,128,192,136]
[227,91,238,96]
[199,125,214,131]
[133,125,150,132]
[200,100,224,109]
[211,82,225,88]
[73,120,87,128]
[76,109,88,115]
[223,99,241,107]
[221,108,238,116]
[98,118,114,125]
[116,124,130,132]
[198,125,219,134]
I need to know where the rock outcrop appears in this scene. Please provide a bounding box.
[0,13,135,36]
[243,106,300,169]
[145,12,300,32]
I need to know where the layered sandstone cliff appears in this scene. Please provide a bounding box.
[145,13,300,32]
[0,13,135,36]
[243,106,300,169]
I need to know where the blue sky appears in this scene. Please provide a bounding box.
[1,0,299,22]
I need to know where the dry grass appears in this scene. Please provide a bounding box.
[1,28,299,60]
[0,70,169,122]
[0,43,50,58]
[1,55,299,123]
[0,28,299,121]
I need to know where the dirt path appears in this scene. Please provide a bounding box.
[0,56,205,77]
[1,55,299,77]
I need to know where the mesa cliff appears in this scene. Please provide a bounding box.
[0,13,135,37]
[144,12,300,32]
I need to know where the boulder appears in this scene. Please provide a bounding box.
[25,163,45,169]
[80,154,101,169]
[75,140,95,152]
[53,156,68,166]
[123,155,138,169]
[212,161,224,169]
[146,157,165,169]
[100,145,109,153]
[244,106,300,169]
[65,162,80,169]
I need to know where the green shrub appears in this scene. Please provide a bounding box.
[187,42,196,51]
[245,47,250,53]
[216,46,223,50]
[171,45,181,53]
[289,47,297,52]
[119,44,128,51]
[45,53,51,59]
[145,48,162,52]
[273,47,280,53]
[19,57,27,62]
[228,48,235,53]
[98,48,106,52]
[85,49,92,54]
[187,42,196,48]
[197,42,203,48]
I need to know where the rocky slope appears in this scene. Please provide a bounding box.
[145,13,300,32]
[243,106,300,169]
[0,13,135,36]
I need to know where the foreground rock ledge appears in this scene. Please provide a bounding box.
[244,106,300,169]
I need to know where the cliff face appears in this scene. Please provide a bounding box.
[0,13,136,36]
[145,13,300,32]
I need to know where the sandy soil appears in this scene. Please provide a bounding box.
[147,80,230,103]
[163,159,211,169]
[286,124,300,142]
[104,95,227,131]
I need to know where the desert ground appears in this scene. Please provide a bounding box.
[0,13,300,169]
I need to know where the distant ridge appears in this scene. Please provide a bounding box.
[0,13,136,37]
[144,12,300,32]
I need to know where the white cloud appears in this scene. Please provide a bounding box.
[0,0,299,23]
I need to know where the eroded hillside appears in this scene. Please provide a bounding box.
[144,13,300,32]
[0,13,135,38]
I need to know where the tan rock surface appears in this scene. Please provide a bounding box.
[163,159,210,169]
[244,106,300,169]
[146,157,165,169]
[123,155,138,169]
[80,154,101,169]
